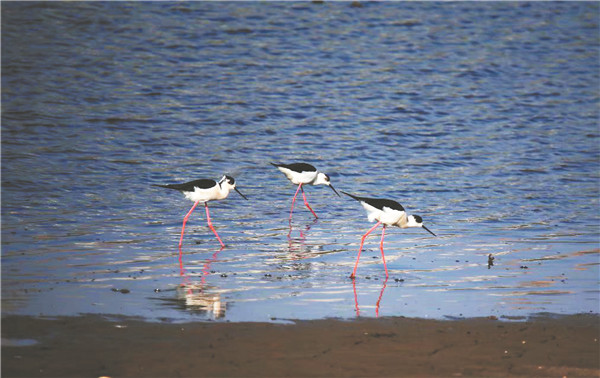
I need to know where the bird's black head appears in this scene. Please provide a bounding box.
[413,215,423,224]
[224,175,235,185]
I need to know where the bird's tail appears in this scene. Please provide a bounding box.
[340,191,362,201]
[152,184,178,190]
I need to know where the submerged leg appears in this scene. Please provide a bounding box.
[353,278,360,317]
[301,186,318,219]
[289,183,303,221]
[205,203,225,247]
[350,221,382,279]
[380,225,388,278]
[179,200,200,249]
[375,277,388,317]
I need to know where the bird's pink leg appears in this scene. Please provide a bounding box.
[205,203,225,247]
[179,246,185,274]
[179,200,200,250]
[289,183,302,221]
[301,186,318,219]
[380,225,388,278]
[350,221,382,279]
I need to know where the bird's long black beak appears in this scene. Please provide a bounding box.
[235,187,248,200]
[423,225,436,237]
[328,183,340,197]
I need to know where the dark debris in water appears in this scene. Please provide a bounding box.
[111,288,130,294]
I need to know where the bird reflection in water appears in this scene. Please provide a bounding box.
[177,246,226,318]
[353,278,388,318]
[287,218,319,256]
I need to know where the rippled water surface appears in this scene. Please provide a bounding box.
[2,2,599,322]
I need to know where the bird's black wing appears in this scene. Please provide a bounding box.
[153,179,216,192]
[342,191,405,212]
[271,162,317,173]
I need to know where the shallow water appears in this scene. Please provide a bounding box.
[2,2,599,322]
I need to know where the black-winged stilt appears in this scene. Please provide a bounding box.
[154,175,247,249]
[342,191,436,279]
[271,162,339,220]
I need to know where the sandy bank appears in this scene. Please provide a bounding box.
[2,314,598,377]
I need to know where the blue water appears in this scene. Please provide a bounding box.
[2,2,599,322]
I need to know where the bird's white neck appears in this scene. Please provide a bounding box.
[405,215,421,228]
[313,172,328,186]
[215,182,232,200]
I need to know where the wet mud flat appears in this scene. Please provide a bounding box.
[2,314,599,377]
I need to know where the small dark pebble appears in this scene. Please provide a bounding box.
[395,278,405,282]
[154,288,161,292]
[520,266,529,269]
[220,274,228,278]
[264,274,272,277]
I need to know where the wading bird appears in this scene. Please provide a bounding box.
[154,175,247,249]
[271,162,339,220]
[342,191,435,279]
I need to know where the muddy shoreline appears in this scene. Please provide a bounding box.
[2,314,599,377]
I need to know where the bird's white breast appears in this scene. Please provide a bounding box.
[361,202,406,226]
[183,185,228,202]
[278,166,318,185]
